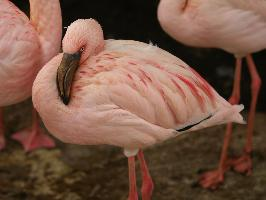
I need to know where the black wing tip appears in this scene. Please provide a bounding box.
[176,114,212,132]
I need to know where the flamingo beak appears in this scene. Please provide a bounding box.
[56,52,81,105]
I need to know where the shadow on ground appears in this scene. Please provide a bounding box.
[0,100,265,200]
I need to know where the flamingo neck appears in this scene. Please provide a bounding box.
[29,0,62,66]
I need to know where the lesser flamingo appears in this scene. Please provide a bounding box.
[32,19,244,199]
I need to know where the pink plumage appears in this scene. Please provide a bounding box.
[157,0,264,189]
[32,19,244,199]
[0,0,62,151]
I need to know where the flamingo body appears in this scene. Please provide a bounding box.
[33,39,244,151]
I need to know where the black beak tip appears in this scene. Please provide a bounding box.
[63,98,69,105]
[60,95,69,105]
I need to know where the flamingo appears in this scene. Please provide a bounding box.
[157,0,265,189]
[0,0,62,151]
[32,19,245,200]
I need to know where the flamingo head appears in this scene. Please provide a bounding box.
[56,19,104,105]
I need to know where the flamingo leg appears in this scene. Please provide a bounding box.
[199,58,242,189]
[137,150,153,200]
[0,108,5,150]
[128,156,138,200]
[12,109,55,152]
[231,54,261,175]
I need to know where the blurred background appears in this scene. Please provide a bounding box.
[0,1,265,200]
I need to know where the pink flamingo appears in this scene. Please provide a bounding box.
[157,0,265,189]
[32,19,244,200]
[0,0,62,151]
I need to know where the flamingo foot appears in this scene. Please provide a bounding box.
[231,152,252,175]
[11,128,55,152]
[198,169,226,190]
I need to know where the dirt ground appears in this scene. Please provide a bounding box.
[0,100,265,200]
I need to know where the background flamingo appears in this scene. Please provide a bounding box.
[0,0,62,151]
[157,0,266,189]
[32,19,244,199]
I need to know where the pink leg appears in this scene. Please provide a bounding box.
[128,156,138,200]
[199,58,242,190]
[12,109,55,152]
[137,150,153,200]
[231,54,261,175]
[0,108,6,150]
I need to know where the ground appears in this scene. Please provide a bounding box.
[0,100,265,200]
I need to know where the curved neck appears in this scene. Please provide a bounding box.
[29,0,62,66]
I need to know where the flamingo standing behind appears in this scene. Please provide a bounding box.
[32,19,244,200]
[157,0,265,189]
[0,0,62,151]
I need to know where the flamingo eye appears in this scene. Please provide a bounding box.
[80,46,85,53]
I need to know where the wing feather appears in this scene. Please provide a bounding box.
[74,41,226,130]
